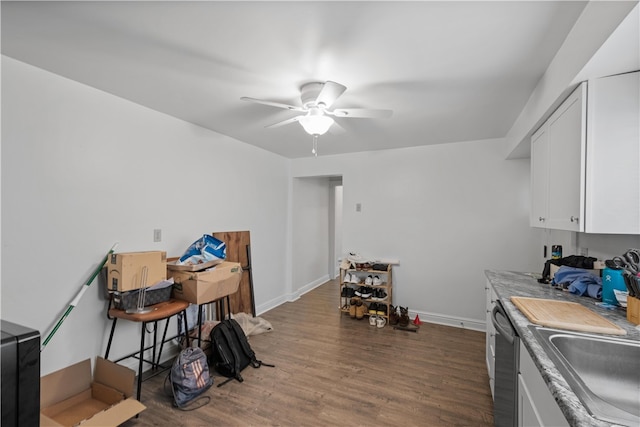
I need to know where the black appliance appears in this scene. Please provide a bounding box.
[1,320,41,427]
[491,300,519,427]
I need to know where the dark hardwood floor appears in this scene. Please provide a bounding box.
[122,278,494,426]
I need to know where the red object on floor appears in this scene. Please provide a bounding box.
[413,314,421,325]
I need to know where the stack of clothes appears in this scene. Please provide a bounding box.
[539,255,602,299]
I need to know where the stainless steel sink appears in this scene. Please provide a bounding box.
[529,326,640,426]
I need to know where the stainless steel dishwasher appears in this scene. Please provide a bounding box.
[492,299,519,427]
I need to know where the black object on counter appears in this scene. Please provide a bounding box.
[538,255,598,284]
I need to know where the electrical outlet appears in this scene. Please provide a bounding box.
[580,247,589,256]
[356,203,362,212]
[153,229,162,242]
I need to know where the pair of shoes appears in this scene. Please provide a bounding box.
[355,286,373,299]
[368,314,387,328]
[364,275,385,286]
[389,305,400,325]
[344,273,361,284]
[369,302,388,316]
[370,288,387,300]
[399,306,410,327]
[355,300,367,320]
[342,286,355,298]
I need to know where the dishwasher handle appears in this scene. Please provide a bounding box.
[492,302,515,345]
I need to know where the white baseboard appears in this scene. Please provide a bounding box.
[407,309,485,332]
[256,274,329,316]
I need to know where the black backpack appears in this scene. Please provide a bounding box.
[210,318,273,387]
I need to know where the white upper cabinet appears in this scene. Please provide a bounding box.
[531,71,639,234]
[531,83,586,231]
[585,71,640,234]
[546,83,586,231]
[530,123,549,227]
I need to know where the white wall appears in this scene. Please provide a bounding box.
[505,1,638,159]
[534,229,640,268]
[332,182,343,277]
[292,138,539,330]
[291,177,330,297]
[1,56,290,375]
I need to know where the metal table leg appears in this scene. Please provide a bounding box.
[104,317,118,359]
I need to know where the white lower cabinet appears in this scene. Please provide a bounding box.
[518,341,569,427]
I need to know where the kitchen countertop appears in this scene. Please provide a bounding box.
[485,269,640,427]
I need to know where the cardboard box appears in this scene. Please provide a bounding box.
[169,261,242,304]
[107,251,167,292]
[40,357,145,426]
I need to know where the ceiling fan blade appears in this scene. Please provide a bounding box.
[315,81,347,108]
[265,115,303,129]
[331,108,393,119]
[241,97,304,111]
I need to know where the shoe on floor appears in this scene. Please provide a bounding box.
[369,314,378,326]
[389,305,400,325]
[399,306,410,326]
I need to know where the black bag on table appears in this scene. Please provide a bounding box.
[209,318,273,387]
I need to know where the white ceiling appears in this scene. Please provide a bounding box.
[1,1,593,158]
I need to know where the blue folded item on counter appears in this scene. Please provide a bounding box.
[551,266,602,299]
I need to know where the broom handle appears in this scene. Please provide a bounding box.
[40,243,119,352]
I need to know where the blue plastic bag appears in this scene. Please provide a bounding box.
[178,235,226,266]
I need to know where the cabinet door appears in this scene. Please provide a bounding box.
[546,83,586,231]
[518,373,540,427]
[518,342,569,427]
[530,126,549,228]
[585,71,640,234]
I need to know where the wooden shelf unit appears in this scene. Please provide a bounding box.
[339,265,392,318]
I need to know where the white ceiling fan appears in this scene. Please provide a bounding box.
[241,81,393,155]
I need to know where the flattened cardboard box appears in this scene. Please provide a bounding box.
[107,251,167,292]
[169,261,242,304]
[40,357,145,426]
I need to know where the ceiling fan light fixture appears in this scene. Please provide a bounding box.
[298,114,334,136]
